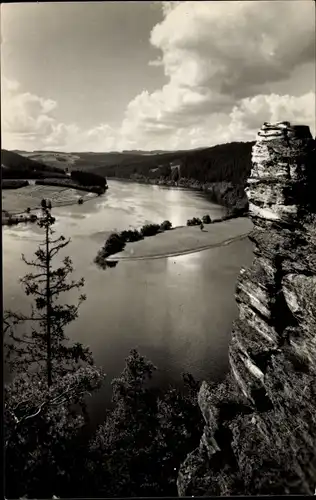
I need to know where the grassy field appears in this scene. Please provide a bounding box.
[106,217,254,261]
[2,184,97,215]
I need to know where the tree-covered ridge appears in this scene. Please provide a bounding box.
[11,141,254,186]
[1,149,66,176]
[9,141,254,210]
[82,141,254,186]
[1,149,108,190]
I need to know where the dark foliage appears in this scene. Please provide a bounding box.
[5,346,203,499]
[202,214,212,224]
[160,220,172,230]
[140,223,161,237]
[104,232,126,255]
[187,217,202,226]
[119,229,143,242]
[71,170,107,189]
[1,149,64,175]
[35,179,105,195]
[95,219,176,268]
[5,366,104,499]
[2,179,29,189]
[79,142,253,187]
[86,350,203,498]
[2,168,45,179]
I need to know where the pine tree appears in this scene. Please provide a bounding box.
[5,204,93,387]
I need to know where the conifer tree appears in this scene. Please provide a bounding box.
[5,203,93,387]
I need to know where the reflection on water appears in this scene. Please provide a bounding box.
[3,180,253,426]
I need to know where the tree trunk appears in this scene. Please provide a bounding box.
[46,216,52,387]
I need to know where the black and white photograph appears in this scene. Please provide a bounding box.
[2,1,316,498]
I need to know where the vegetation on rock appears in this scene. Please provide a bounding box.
[86,350,203,498]
[177,122,316,497]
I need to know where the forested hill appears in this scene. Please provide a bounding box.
[75,141,255,185]
[1,149,66,178]
[12,141,255,185]
[85,141,255,212]
[3,142,255,210]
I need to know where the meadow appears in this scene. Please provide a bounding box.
[2,184,97,215]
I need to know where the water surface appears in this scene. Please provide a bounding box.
[3,180,254,425]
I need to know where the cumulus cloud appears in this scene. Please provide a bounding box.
[228,92,316,140]
[1,1,315,152]
[1,78,120,152]
[119,0,315,149]
[1,77,57,147]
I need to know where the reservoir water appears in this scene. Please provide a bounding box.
[3,180,254,426]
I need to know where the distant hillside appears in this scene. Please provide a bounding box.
[78,142,255,187]
[11,142,255,211]
[1,149,108,193]
[15,141,254,183]
[1,149,66,178]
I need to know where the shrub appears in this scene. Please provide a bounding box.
[187,217,202,226]
[103,233,125,256]
[202,214,211,224]
[119,229,143,243]
[71,170,107,189]
[140,223,161,237]
[131,230,143,242]
[119,230,130,242]
[160,220,172,231]
[227,207,245,218]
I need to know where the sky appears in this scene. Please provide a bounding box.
[1,0,315,152]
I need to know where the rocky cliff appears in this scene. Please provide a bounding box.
[177,122,316,496]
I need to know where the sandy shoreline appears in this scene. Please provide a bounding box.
[106,217,254,261]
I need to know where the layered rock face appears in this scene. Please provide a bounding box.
[177,122,316,496]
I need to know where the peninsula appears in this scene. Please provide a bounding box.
[106,217,253,261]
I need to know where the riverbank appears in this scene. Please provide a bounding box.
[106,217,253,261]
[106,176,248,214]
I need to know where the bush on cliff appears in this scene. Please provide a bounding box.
[86,349,203,498]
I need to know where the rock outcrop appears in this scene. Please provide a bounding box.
[177,122,316,496]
